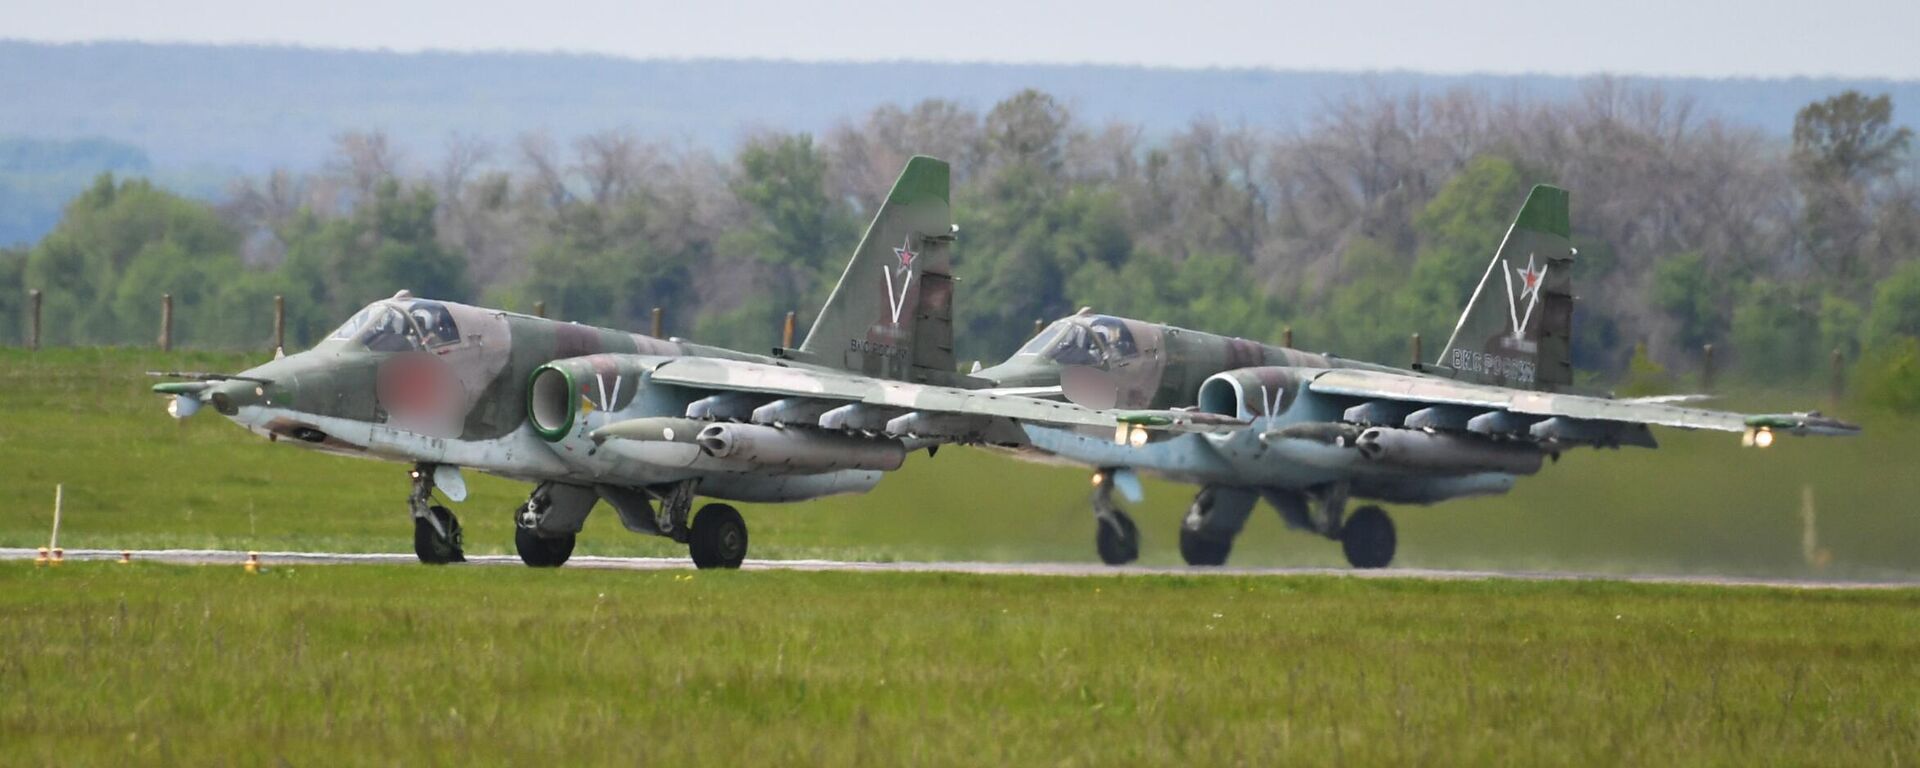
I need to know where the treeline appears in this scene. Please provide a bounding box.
[2,82,1918,407]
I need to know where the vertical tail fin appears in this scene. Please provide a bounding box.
[787,156,960,384]
[1433,185,1575,391]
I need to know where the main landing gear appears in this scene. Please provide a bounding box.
[408,464,465,564]
[515,482,589,568]
[1339,505,1396,569]
[1178,486,1259,567]
[1139,483,1398,569]
[654,480,749,570]
[1269,486,1398,569]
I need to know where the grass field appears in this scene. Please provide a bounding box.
[3,563,1917,765]
[2,347,1915,577]
[4,348,1918,764]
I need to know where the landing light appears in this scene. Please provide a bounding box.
[166,395,200,419]
[1742,427,1776,448]
[1112,423,1151,447]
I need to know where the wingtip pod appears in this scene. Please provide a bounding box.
[1743,412,1863,438]
[1514,184,1571,239]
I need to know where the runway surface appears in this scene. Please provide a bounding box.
[5,547,1916,590]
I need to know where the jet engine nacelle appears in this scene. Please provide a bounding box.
[527,354,669,443]
[1196,366,1322,420]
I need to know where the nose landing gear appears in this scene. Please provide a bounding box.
[408,464,465,564]
[1092,470,1140,566]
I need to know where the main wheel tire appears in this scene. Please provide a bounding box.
[688,503,748,570]
[514,525,576,568]
[1095,511,1140,566]
[1178,526,1232,567]
[413,505,466,564]
[1341,505,1396,569]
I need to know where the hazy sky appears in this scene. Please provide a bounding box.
[5,0,1916,79]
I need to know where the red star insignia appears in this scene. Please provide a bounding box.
[1516,254,1545,301]
[893,238,916,269]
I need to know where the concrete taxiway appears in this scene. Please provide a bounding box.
[4,547,1916,591]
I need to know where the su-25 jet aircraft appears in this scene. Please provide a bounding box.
[976,184,1860,569]
[151,156,1179,569]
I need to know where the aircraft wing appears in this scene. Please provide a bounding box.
[1308,368,1859,438]
[644,356,1180,441]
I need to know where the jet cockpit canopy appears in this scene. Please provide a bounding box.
[326,299,462,352]
[1017,314,1139,369]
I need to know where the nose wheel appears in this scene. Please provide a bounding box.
[413,504,466,564]
[1092,470,1140,565]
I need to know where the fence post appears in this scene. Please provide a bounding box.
[273,295,285,353]
[1700,344,1715,392]
[1410,333,1422,368]
[651,307,664,338]
[1282,326,1293,349]
[1831,348,1846,406]
[1032,318,1044,338]
[158,293,173,351]
[782,311,797,349]
[27,289,41,351]
[532,301,546,319]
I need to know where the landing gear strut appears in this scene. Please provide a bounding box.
[1178,486,1258,567]
[654,480,749,569]
[1092,471,1139,565]
[1299,485,1397,569]
[514,484,578,568]
[408,463,464,564]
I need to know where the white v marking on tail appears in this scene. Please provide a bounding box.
[1517,264,1548,335]
[882,265,915,325]
[1502,261,1523,338]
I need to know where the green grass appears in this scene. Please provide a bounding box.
[4,348,1918,764]
[3,563,1917,765]
[3,347,1917,579]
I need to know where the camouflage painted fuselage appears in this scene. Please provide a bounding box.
[977,314,1520,504]
[201,298,886,503]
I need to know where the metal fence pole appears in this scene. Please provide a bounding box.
[273,295,286,352]
[532,301,546,319]
[651,307,664,338]
[1700,344,1715,392]
[1032,318,1044,338]
[27,289,41,350]
[1410,333,1422,368]
[1282,326,1293,349]
[158,293,173,351]
[1831,348,1846,406]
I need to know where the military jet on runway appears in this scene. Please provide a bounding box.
[151,157,1167,569]
[975,185,1860,569]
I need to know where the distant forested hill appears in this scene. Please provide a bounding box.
[5,40,1918,174]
